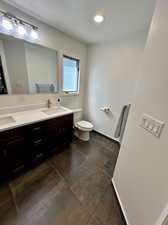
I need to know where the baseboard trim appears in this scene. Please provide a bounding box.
[93,129,120,145]
[112,178,130,225]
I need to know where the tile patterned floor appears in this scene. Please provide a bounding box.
[0,131,125,225]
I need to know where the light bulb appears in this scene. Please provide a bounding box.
[17,24,27,36]
[93,14,104,23]
[30,28,39,40]
[2,16,13,30]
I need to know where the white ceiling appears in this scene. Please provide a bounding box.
[3,0,156,44]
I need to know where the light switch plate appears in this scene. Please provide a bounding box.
[140,114,165,138]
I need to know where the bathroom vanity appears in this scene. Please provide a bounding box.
[0,30,81,181]
[0,106,74,180]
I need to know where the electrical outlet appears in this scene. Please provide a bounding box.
[140,114,165,138]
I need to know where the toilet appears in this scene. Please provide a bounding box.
[75,120,93,141]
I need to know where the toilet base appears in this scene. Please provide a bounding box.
[75,128,90,141]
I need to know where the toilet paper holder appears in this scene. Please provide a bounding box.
[100,106,111,113]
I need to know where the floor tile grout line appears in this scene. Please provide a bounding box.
[46,157,85,205]
[90,138,119,156]
[45,160,93,225]
[63,182,94,225]
[85,185,110,225]
[91,137,120,152]
[86,214,102,225]
[68,167,111,223]
[8,182,20,214]
[47,159,67,183]
[88,179,113,225]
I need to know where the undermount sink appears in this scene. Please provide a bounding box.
[42,107,67,115]
[0,116,15,126]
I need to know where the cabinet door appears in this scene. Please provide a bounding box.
[59,114,73,145]
[45,117,60,153]
[45,114,73,153]
[4,138,27,173]
[0,148,7,179]
[28,122,45,140]
[0,127,28,175]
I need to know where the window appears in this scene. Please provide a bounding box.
[62,55,80,93]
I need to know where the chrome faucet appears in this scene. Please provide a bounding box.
[47,99,52,108]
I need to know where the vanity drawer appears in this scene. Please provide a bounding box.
[45,117,60,129]
[28,122,45,133]
[27,122,46,140]
[45,114,73,129]
[0,126,26,143]
[31,139,46,161]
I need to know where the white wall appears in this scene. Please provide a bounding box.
[113,0,168,224]
[85,32,147,139]
[0,1,87,110]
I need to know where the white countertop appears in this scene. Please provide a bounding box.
[0,106,82,132]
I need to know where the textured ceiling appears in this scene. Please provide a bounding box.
[3,0,156,44]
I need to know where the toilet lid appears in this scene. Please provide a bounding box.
[76,120,93,129]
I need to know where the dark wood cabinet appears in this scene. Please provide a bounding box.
[45,114,73,153]
[0,113,73,180]
[4,138,26,172]
[0,147,7,179]
[27,121,47,162]
[0,126,28,176]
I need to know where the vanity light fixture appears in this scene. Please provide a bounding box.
[0,9,39,42]
[17,23,27,36]
[93,13,104,23]
[1,15,13,31]
[30,27,39,40]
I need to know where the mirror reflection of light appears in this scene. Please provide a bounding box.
[2,16,13,30]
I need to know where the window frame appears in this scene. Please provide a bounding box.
[61,55,80,95]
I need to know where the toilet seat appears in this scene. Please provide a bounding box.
[76,120,93,131]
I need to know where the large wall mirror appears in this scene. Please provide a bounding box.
[0,33,58,95]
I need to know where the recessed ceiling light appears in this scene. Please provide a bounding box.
[93,14,104,23]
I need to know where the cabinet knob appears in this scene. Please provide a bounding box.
[32,127,41,131]
[34,139,43,145]
[36,153,44,159]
